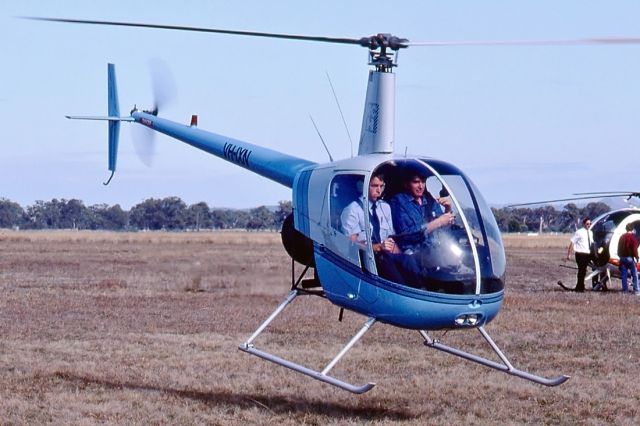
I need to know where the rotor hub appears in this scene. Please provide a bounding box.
[358,33,409,71]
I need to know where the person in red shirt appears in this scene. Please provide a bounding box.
[617,223,639,294]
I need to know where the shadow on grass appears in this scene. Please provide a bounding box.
[51,371,418,421]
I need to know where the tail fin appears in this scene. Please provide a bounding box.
[106,63,120,184]
[66,63,133,185]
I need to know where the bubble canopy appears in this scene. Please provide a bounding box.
[333,158,505,295]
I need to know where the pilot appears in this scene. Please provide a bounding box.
[341,173,411,283]
[389,170,455,254]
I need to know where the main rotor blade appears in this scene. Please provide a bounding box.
[508,193,637,207]
[406,37,640,47]
[573,191,639,196]
[26,17,640,50]
[23,17,370,47]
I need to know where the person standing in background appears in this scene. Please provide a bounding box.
[566,217,593,292]
[617,223,639,295]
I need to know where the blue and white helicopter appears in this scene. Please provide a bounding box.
[31,18,638,393]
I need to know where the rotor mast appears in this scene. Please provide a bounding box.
[357,34,407,156]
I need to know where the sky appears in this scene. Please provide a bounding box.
[1,1,639,209]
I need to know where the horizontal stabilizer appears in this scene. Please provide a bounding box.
[65,115,134,121]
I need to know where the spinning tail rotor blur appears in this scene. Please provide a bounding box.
[132,58,178,167]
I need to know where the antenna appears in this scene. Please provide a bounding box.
[325,72,353,158]
[309,115,334,162]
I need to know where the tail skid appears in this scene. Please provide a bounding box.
[66,113,133,185]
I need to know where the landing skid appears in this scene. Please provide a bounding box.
[557,266,611,292]
[239,290,377,394]
[556,281,574,291]
[240,264,567,393]
[420,327,570,387]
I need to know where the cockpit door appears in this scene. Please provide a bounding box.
[419,160,482,294]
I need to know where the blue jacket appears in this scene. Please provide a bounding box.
[389,192,443,250]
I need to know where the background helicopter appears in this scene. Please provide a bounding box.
[27,16,640,394]
[512,192,640,292]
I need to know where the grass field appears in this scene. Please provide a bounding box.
[1,230,639,424]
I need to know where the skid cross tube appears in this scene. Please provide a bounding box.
[239,290,376,394]
[420,326,570,387]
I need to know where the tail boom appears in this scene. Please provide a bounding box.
[132,111,316,188]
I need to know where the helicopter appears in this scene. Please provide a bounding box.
[510,191,640,291]
[509,192,640,292]
[582,206,640,291]
[32,17,640,393]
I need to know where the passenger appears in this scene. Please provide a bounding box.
[341,173,397,253]
[389,170,455,254]
[617,222,639,295]
[341,173,418,285]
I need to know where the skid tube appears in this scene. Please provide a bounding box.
[239,290,376,394]
[420,326,570,387]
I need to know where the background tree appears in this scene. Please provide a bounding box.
[582,202,610,223]
[59,199,89,229]
[557,203,581,232]
[186,202,212,231]
[2,195,615,232]
[160,197,188,230]
[129,198,163,230]
[211,208,250,229]
[0,198,24,228]
[247,206,275,230]
[87,204,128,230]
[23,199,62,229]
[273,200,292,230]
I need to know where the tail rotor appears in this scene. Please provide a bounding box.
[131,58,177,167]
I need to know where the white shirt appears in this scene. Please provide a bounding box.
[571,227,593,254]
[340,199,395,242]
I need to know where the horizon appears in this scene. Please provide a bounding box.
[3,194,636,212]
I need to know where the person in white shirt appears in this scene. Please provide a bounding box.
[341,173,397,255]
[566,217,593,292]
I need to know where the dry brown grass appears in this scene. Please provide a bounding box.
[1,230,639,424]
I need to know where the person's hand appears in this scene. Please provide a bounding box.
[381,238,400,253]
[435,212,455,229]
[438,197,453,213]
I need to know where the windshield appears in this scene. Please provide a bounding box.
[366,159,505,295]
[592,210,630,247]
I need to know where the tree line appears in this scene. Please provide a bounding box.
[491,202,610,233]
[0,197,610,233]
[0,197,292,231]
